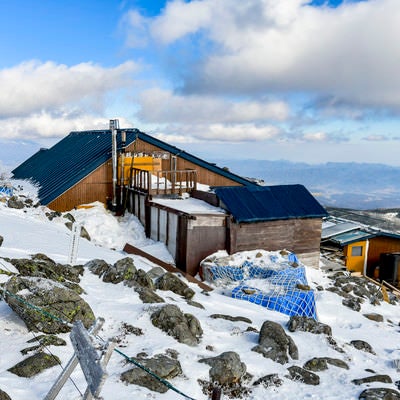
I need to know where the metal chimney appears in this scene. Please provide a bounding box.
[110,119,119,210]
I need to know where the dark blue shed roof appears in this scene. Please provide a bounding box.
[12,128,256,205]
[213,185,328,223]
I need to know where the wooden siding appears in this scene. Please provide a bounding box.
[134,138,243,187]
[49,161,113,211]
[229,218,323,268]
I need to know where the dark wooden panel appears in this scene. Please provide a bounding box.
[185,225,227,276]
[232,218,322,255]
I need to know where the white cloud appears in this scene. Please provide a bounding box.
[363,134,390,142]
[0,110,134,140]
[137,88,289,124]
[156,122,280,143]
[129,0,400,110]
[0,60,137,118]
[302,131,327,142]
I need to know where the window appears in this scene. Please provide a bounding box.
[351,246,363,257]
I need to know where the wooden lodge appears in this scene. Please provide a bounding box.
[12,120,328,276]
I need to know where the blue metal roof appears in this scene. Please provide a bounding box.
[213,184,328,223]
[12,129,256,205]
[329,230,374,245]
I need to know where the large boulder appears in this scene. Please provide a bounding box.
[199,351,247,385]
[5,276,95,333]
[121,354,182,393]
[252,320,298,364]
[151,304,203,346]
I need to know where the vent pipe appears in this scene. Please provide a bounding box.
[110,119,119,210]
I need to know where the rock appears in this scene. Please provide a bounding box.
[342,297,362,311]
[27,334,67,346]
[0,389,11,400]
[252,320,298,364]
[155,272,195,299]
[325,357,349,369]
[359,388,400,400]
[353,375,392,385]
[135,287,165,303]
[134,269,154,289]
[121,354,182,393]
[253,374,283,388]
[80,226,91,241]
[0,236,3,247]
[10,254,83,283]
[151,304,203,346]
[103,257,137,284]
[286,365,320,385]
[85,259,110,277]
[187,299,205,309]
[303,357,328,372]
[209,314,252,324]
[22,334,67,355]
[63,213,75,223]
[8,352,60,377]
[146,267,166,281]
[5,276,95,333]
[46,211,61,220]
[363,313,384,322]
[303,357,349,371]
[7,196,24,209]
[287,316,332,336]
[199,351,247,385]
[350,340,376,355]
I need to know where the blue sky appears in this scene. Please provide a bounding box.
[0,0,399,168]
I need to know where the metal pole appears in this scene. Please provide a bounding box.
[110,119,119,210]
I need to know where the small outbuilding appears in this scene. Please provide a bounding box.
[321,218,400,286]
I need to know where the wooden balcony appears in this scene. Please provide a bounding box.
[128,168,197,196]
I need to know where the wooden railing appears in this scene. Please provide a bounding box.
[128,168,197,196]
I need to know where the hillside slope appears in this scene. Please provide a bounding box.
[0,191,400,399]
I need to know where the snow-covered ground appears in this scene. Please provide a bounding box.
[1,182,400,399]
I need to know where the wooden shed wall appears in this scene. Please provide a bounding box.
[368,237,400,267]
[228,218,323,268]
[49,161,113,212]
[134,138,243,187]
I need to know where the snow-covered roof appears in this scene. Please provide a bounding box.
[151,197,226,215]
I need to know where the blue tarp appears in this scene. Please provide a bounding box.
[208,256,317,319]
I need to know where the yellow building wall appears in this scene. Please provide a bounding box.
[344,240,367,274]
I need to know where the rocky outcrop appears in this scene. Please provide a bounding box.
[359,388,400,399]
[252,320,298,364]
[5,275,95,333]
[9,253,83,284]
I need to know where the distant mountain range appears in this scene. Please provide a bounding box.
[217,160,400,210]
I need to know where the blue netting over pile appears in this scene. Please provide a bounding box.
[0,186,13,196]
[201,250,317,319]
